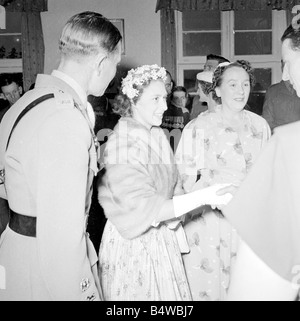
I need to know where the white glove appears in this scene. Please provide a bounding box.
[173,184,232,218]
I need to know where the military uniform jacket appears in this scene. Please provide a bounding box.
[0,72,101,301]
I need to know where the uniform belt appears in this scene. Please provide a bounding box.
[9,210,36,237]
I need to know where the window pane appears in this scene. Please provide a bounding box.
[183,10,221,31]
[183,69,202,93]
[0,12,21,34]
[183,33,221,56]
[235,9,272,31]
[0,35,22,58]
[235,32,272,55]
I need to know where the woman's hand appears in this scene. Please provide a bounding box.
[216,184,238,197]
[211,184,238,211]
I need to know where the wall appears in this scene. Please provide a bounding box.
[41,0,161,79]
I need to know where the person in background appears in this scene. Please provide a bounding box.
[0,97,9,123]
[165,70,175,104]
[223,24,300,301]
[161,85,190,151]
[98,64,231,301]
[0,74,23,123]
[204,54,230,72]
[195,70,217,113]
[176,60,271,301]
[262,60,300,133]
[87,90,120,253]
[190,54,230,120]
[0,11,122,301]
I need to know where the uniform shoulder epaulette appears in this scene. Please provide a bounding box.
[54,90,74,109]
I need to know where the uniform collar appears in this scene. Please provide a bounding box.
[35,72,95,127]
[52,70,87,108]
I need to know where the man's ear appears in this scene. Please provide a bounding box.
[94,53,107,76]
[18,86,23,95]
[215,87,221,98]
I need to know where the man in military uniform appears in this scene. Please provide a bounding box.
[0,11,122,301]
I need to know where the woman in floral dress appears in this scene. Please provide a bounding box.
[98,65,231,301]
[176,60,271,301]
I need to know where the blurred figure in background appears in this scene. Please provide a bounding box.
[165,70,175,105]
[190,54,230,120]
[87,89,120,253]
[161,85,190,151]
[195,70,217,113]
[0,74,23,123]
[262,61,300,133]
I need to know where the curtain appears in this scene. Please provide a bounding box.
[160,9,177,82]
[0,0,48,91]
[0,0,47,12]
[21,12,44,91]
[156,0,300,12]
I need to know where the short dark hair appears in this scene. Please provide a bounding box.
[172,85,187,95]
[198,81,212,96]
[281,24,300,51]
[171,86,187,100]
[165,70,176,88]
[206,54,230,65]
[0,74,20,90]
[59,11,122,58]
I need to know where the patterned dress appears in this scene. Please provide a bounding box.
[175,105,271,301]
[98,117,192,301]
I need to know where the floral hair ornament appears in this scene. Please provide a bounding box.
[121,64,167,100]
[217,62,232,69]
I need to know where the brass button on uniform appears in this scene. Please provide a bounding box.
[80,278,90,292]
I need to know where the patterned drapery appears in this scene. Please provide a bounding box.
[156,0,300,12]
[21,12,45,91]
[0,0,47,91]
[160,9,177,81]
[0,0,47,12]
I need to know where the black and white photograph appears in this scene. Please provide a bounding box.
[0,0,300,307]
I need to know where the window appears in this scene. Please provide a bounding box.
[176,9,287,115]
[0,11,22,73]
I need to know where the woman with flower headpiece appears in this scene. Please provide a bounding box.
[175,60,271,301]
[97,64,232,301]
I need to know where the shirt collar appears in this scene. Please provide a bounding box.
[52,70,87,108]
[283,80,296,94]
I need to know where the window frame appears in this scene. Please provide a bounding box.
[0,12,22,73]
[176,10,287,90]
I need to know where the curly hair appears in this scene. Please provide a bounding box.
[198,80,213,96]
[211,60,255,104]
[112,93,133,117]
